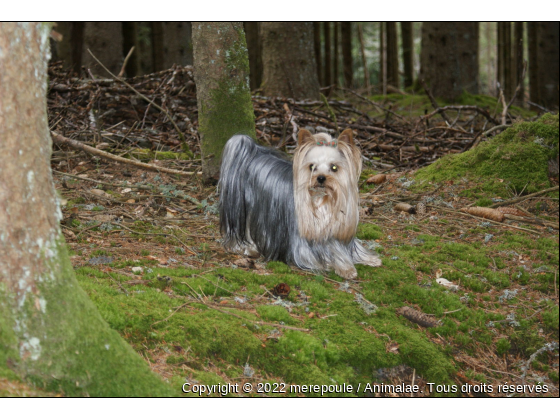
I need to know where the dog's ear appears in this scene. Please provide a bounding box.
[338,129,354,146]
[298,129,315,146]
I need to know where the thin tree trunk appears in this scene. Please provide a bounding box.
[313,22,323,86]
[386,22,399,89]
[192,22,256,184]
[527,22,539,106]
[380,22,386,95]
[244,22,263,90]
[401,22,414,88]
[503,22,513,99]
[357,24,370,95]
[333,22,339,87]
[513,22,524,103]
[497,22,505,92]
[341,22,353,88]
[151,22,164,72]
[0,22,172,397]
[323,22,332,89]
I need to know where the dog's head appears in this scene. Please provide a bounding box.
[293,129,362,242]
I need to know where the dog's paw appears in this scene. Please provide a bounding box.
[363,256,382,267]
[334,266,358,280]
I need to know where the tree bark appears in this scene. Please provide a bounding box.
[55,22,84,73]
[260,22,320,100]
[380,22,386,94]
[151,22,164,72]
[323,22,332,89]
[192,22,256,184]
[513,22,524,103]
[82,22,123,76]
[386,22,399,89]
[341,22,353,88]
[536,22,559,109]
[122,22,140,77]
[162,22,193,68]
[357,24,370,94]
[313,22,323,86]
[244,22,263,91]
[420,22,479,101]
[0,22,172,397]
[333,22,339,87]
[503,22,513,99]
[527,22,539,105]
[401,22,414,88]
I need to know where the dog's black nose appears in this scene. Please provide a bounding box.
[317,175,326,184]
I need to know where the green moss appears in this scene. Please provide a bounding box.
[415,114,559,196]
[1,235,174,397]
[357,223,384,240]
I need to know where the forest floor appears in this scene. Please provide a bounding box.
[5,63,558,397]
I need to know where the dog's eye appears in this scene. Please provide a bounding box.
[309,164,315,171]
[331,164,338,172]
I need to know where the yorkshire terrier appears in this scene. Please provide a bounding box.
[219,128,381,279]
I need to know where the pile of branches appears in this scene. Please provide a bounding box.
[47,61,506,172]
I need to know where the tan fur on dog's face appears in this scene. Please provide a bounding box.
[293,129,363,243]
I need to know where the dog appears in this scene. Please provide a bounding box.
[219,128,381,279]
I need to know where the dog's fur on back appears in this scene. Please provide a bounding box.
[219,129,381,279]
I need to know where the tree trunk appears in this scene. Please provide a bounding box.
[0,22,172,397]
[55,22,84,73]
[527,22,539,106]
[341,22,353,88]
[122,22,140,77]
[260,22,320,100]
[151,22,164,72]
[244,22,263,91]
[513,22,524,103]
[536,22,559,109]
[333,22,339,87]
[380,22,386,94]
[503,22,513,99]
[192,22,256,184]
[420,22,479,101]
[357,23,370,94]
[313,22,323,86]
[401,22,414,88]
[386,22,399,89]
[323,22,332,89]
[82,22,123,76]
[162,22,193,68]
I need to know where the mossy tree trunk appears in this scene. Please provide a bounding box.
[420,22,479,102]
[260,22,321,100]
[0,23,173,397]
[192,22,256,184]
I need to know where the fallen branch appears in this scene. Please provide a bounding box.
[51,131,196,177]
[489,186,559,208]
[421,79,451,126]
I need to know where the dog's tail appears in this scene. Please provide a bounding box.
[219,135,259,250]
